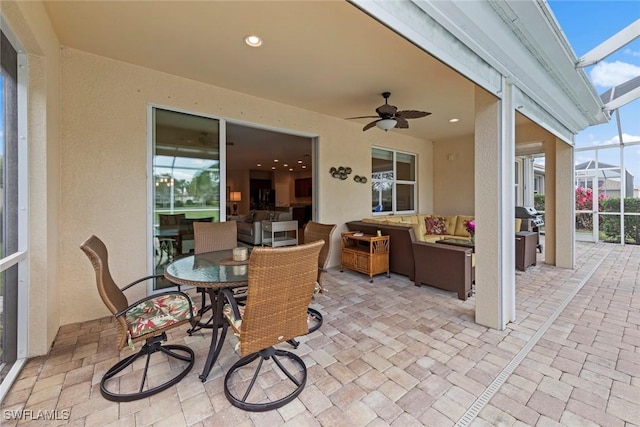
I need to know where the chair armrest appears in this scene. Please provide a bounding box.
[121,274,183,292]
[412,242,473,300]
[120,274,164,291]
[220,288,242,319]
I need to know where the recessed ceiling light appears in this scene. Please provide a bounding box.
[284,164,288,167]
[257,163,262,167]
[244,35,263,47]
[449,118,460,123]
[289,168,293,171]
[302,165,307,169]
[274,159,279,162]
[297,160,302,164]
[271,166,276,170]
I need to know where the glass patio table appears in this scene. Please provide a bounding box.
[164,249,249,382]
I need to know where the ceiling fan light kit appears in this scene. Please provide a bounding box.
[376,119,397,131]
[347,91,431,132]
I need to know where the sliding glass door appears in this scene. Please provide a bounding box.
[150,108,223,290]
[1,29,27,392]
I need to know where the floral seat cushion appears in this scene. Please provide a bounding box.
[223,304,245,335]
[125,293,197,339]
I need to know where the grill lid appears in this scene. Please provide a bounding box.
[515,206,538,218]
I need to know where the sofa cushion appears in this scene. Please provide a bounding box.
[385,216,404,224]
[425,216,447,235]
[443,215,458,236]
[253,211,270,222]
[454,215,475,237]
[236,221,254,236]
[400,215,419,225]
[423,234,444,243]
[416,215,428,237]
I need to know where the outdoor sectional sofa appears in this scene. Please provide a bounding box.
[346,215,475,300]
[346,214,525,300]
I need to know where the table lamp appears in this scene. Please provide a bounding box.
[230,191,242,215]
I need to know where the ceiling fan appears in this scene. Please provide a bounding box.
[347,92,431,131]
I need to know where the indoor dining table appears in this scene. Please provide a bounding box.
[164,249,249,382]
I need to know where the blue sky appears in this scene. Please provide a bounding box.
[547,1,640,178]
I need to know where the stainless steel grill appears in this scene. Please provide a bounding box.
[515,206,544,252]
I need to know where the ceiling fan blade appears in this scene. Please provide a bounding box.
[396,110,431,119]
[346,115,381,120]
[376,104,397,117]
[395,117,409,128]
[363,119,380,131]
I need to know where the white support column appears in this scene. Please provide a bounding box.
[474,80,516,329]
[523,157,534,208]
[544,142,557,265]
[555,139,575,268]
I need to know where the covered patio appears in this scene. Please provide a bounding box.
[0,0,619,419]
[3,240,638,426]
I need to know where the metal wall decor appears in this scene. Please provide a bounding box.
[329,166,367,183]
[329,166,352,180]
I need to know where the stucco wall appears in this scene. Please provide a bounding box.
[433,135,475,215]
[60,47,433,325]
[4,0,62,356]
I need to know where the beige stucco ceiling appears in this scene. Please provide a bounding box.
[44,0,484,168]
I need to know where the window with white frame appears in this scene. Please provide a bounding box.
[371,147,416,214]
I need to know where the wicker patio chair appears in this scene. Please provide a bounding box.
[304,221,337,293]
[220,240,323,411]
[191,221,242,332]
[80,235,198,402]
[298,221,336,338]
[194,221,238,254]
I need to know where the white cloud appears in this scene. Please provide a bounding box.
[624,48,640,58]
[576,132,640,147]
[590,61,640,87]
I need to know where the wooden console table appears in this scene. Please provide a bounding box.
[340,232,390,282]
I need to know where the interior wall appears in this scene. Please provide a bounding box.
[4,0,62,356]
[226,169,249,215]
[433,135,475,215]
[293,170,313,206]
[59,47,433,325]
[274,170,292,207]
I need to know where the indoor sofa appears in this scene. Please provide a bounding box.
[235,210,292,245]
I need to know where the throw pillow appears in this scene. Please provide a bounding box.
[425,216,447,235]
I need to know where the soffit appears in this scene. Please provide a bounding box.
[43,0,477,146]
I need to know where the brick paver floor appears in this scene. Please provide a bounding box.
[1,241,638,426]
